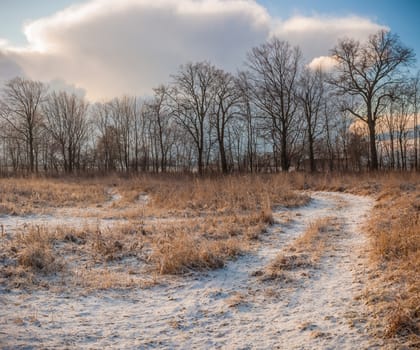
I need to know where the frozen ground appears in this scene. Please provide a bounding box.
[0,192,380,349]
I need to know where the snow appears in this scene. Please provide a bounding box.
[0,192,382,349]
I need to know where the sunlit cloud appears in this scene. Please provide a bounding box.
[308,56,337,71]
[271,15,388,59]
[0,0,387,100]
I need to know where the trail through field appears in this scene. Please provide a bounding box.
[0,192,378,349]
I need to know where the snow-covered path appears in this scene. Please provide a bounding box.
[0,192,378,349]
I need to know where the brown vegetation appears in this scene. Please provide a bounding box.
[291,171,419,347]
[14,226,60,273]
[0,174,308,291]
[0,177,107,215]
[1,172,418,349]
[263,217,336,281]
[367,181,419,347]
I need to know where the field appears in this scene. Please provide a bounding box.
[0,173,418,349]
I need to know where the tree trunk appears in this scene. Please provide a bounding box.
[198,148,203,175]
[29,132,35,173]
[280,124,290,171]
[219,139,228,174]
[308,130,315,173]
[368,119,378,170]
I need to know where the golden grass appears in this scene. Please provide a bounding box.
[0,225,62,289]
[1,172,418,347]
[0,173,309,289]
[0,177,107,215]
[150,230,242,274]
[140,174,308,216]
[290,171,419,347]
[367,182,419,346]
[14,226,61,273]
[295,171,419,196]
[263,217,336,281]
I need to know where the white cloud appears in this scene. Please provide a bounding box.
[271,15,388,60]
[308,55,337,71]
[0,0,388,100]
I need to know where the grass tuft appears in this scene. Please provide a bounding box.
[150,230,242,274]
[16,226,60,273]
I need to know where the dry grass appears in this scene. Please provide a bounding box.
[263,217,336,281]
[0,177,107,215]
[140,174,308,216]
[12,226,61,273]
[1,172,419,348]
[0,174,309,289]
[294,171,419,196]
[150,229,242,274]
[0,225,63,289]
[0,221,149,290]
[225,291,248,308]
[292,171,419,347]
[72,268,157,291]
[367,180,419,347]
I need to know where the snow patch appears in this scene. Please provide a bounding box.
[0,192,380,349]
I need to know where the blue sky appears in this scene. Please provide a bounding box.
[0,0,77,43]
[0,0,418,100]
[260,0,420,57]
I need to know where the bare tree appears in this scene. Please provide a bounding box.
[237,71,258,172]
[395,83,414,169]
[211,70,240,173]
[146,85,175,172]
[381,97,398,169]
[0,77,46,173]
[247,38,302,171]
[43,91,89,173]
[109,96,138,172]
[0,122,25,172]
[330,30,415,170]
[170,62,217,175]
[92,103,119,172]
[298,67,326,172]
[412,71,419,170]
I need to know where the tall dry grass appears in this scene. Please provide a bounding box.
[15,226,60,273]
[141,174,307,274]
[0,174,309,289]
[367,181,419,346]
[0,177,107,215]
[0,225,63,289]
[1,171,418,347]
[150,229,242,274]
[137,174,308,214]
[296,171,419,346]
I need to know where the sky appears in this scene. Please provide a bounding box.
[0,0,418,101]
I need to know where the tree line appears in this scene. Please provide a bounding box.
[0,30,418,175]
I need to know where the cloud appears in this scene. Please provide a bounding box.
[0,51,25,83]
[271,15,388,60]
[47,79,87,98]
[307,56,337,71]
[0,0,387,100]
[3,0,271,100]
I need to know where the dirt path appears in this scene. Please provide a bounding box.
[0,192,379,349]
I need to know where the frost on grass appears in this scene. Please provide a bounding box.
[0,191,379,349]
[2,176,397,348]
